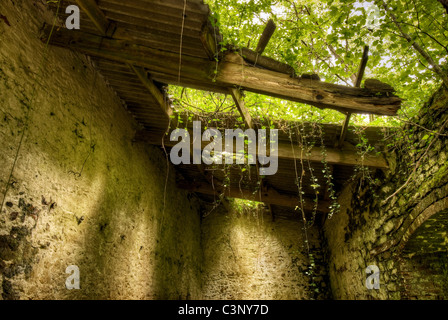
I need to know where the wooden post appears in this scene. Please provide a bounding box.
[228,87,253,129]
[177,180,331,212]
[75,0,111,36]
[44,28,401,116]
[337,46,370,147]
[256,19,276,55]
[129,65,173,119]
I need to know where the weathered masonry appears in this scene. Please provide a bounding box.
[0,0,447,300]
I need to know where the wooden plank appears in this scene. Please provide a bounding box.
[338,46,369,147]
[256,19,276,54]
[153,0,211,15]
[73,0,173,126]
[216,53,401,116]
[355,46,369,88]
[177,180,331,212]
[337,113,352,148]
[241,48,295,75]
[138,129,389,169]
[75,0,111,35]
[200,23,218,60]
[44,28,401,116]
[43,27,213,81]
[99,0,207,22]
[98,0,205,30]
[103,10,202,37]
[228,87,253,129]
[129,65,173,119]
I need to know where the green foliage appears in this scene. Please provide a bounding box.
[202,0,447,125]
[168,0,447,225]
[231,198,264,215]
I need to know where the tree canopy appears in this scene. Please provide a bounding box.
[170,0,448,126]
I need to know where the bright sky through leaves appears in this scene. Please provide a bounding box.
[170,0,447,127]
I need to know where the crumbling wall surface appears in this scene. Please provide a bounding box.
[324,86,448,299]
[201,206,330,300]
[0,0,202,300]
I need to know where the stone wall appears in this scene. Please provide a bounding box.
[0,0,202,300]
[201,204,330,300]
[1,0,446,301]
[323,85,448,299]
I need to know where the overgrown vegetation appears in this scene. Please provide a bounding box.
[168,0,447,280]
[203,0,447,123]
[169,0,446,218]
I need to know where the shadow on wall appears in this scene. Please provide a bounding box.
[51,143,203,300]
[0,0,203,300]
[200,204,330,300]
[398,208,448,300]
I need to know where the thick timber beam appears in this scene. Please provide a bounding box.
[137,130,389,169]
[229,87,253,129]
[256,19,276,55]
[215,53,401,116]
[75,0,112,36]
[129,64,173,119]
[43,29,401,115]
[337,46,370,148]
[73,0,172,121]
[177,180,331,212]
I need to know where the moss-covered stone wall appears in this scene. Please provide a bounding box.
[201,205,331,300]
[0,0,202,300]
[324,85,448,299]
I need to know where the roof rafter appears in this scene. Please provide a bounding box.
[74,0,171,121]
[137,129,389,169]
[43,27,401,116]
[177,180,331,212]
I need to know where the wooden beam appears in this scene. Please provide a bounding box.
[228,87,253,129]
[337,113,352,148]
[200,23,218,61]
[216,53,401,116]
[355,46,369,88]
[43,28,401,116]
[43,26,212,81]
[129,64,173,119]
[241,48,295,75]
[138,129,389,169]
[256,19,276,55]
[338,46,369,147]
[177,180,331,213]
[72,1,173,124]
[75,0,113,36]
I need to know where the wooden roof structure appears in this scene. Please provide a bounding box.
[45,0,399,220]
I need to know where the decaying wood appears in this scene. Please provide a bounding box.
[338,46,369,147]
[228,87,253,129]
[42,26,213,82]
[355,46,369,88]
[364,79,395,92]
[216,53,401,115]
[73,0,173,125]
[129,65,173,119]
[256,19,276,54]
[43,30,401,116]
[337,113,352,148]
[240,48,295,76]
[138,129,389,169]
[301,74,320,81]
[75,0,112,36]
[177,180,331,212]
[200,23,218,60]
